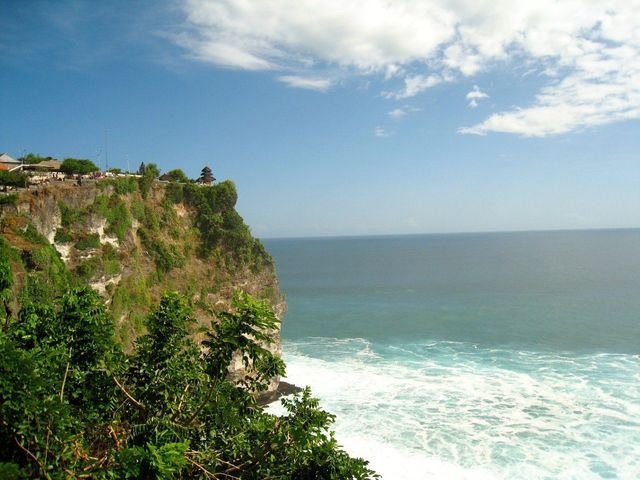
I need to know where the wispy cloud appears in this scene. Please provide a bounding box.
[176,0,640,137]
[388,108,407,120]
[374,126,388,137]
[466,85,488,108]
[277,75,333,91]
[388,105,420,120]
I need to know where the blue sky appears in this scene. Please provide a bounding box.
[1,0,639,238]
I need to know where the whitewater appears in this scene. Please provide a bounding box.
[264,230,640,479]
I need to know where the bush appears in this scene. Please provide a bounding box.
[59,202,84,227]
[94,194,131,242]
[54,228,73,243]
[138,228,185,273]
[130,200,145,221]
[19,224,48,245]
[0,171,28,188]
[74,233,100,250]
[164,182,184,204]
[0,194,17,206]
[109,176,138,194]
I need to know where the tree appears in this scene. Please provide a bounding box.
[60,158,99,175]
[18,153,54,164]
[159,169,189,183]
[199,166,215,184]
[145,163,160,179]
[138,163,161,199]
[0,171,28,189]
[0,283,377,479]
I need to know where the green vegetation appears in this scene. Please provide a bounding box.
[19,224,49,245]
[139,163,160,199]
[18,245,72,305]
[0,171,28,189]
[74,233,101,250]
[0,194,18,206]
[160,169,189,183]
[164,182,184,204]
[138,228,185,273]
[0,238,14,326]
[60,158,99,175]
[93,194,132,242]
[182,180,272,270]
[18,153,54,164]
[58,202,84,228]
[103,176,139,195]
[74,245,120,281]
[0,172,375,477]
[53,228,72,243]
[0,283,376,479]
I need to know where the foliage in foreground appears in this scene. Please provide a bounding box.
[0,274,376,478]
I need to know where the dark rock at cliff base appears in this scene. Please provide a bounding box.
[257,381,303,405]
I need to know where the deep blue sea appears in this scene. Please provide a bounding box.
[263,230,640,479]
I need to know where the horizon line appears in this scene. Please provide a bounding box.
[259,226,640,241]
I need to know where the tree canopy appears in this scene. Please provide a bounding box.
[0,171,28,188]
[60,158,99,175]
[18,153,54,165]
[159,169,189,183]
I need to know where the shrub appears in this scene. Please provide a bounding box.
[54,228,73,243]
[164,182,184,204]
[19,224,48,245]
[0,194,17,206]
[59,202,84,228]
[0,171,28,188]
[94,194,131,242]
[110,176,138,194]
[74,233,100,250]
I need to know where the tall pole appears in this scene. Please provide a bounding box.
[105,130,109,172]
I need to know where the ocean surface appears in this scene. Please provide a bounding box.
[263,230,640,479]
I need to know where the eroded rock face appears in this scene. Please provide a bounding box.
[0,181,285,395]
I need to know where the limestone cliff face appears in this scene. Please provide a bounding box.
[0,179,285,391]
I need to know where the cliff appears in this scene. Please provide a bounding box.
[0,178,285,391]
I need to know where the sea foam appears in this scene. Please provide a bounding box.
[273,338,640,480]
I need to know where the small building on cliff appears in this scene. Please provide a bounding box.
[0,153,22,171]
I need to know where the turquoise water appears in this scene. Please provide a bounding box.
[264,230,640,479]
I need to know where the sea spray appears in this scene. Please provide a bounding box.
[273,338,640,479]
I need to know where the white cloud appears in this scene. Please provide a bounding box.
[387,74,442,99]
[374,126,388,137]
[466,85,488,108]
[177,0,640,136]
[388,108,406,120]
[277,75,333,91]
[388,105,421,120]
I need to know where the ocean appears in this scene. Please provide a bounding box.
[263,230,640,479]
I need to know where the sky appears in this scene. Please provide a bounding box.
[1,0,639,238]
